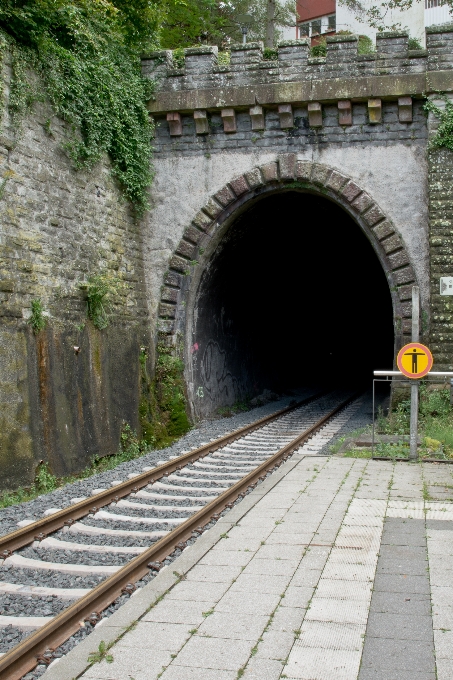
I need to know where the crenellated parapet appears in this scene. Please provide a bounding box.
[142,25,453,133]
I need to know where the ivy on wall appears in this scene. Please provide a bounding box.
[425,97,453,153]
[0,0,160,214]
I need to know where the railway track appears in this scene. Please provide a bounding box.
[0,389,362,680]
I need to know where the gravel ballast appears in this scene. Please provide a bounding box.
[0,392,309,538]
[0,388,381,679]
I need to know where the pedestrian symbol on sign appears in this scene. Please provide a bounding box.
[404,348,426,373]
[397,342,433,379]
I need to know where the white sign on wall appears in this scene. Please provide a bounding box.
[440,277,453,295]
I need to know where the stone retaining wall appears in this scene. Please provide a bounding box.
[0,50,151,489]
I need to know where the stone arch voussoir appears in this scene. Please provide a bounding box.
[157,154,417,345]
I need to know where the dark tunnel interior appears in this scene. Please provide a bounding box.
[192,191,394,413]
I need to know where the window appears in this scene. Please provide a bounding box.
[298,14,337,38]
[311,19,322,35]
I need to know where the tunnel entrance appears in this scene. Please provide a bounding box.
[189,190,394,418]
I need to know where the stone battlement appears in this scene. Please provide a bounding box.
[143,26,453,99]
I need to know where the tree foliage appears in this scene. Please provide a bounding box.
[160,0,295,50]
[0,0,164,212]
[338,0,451,33]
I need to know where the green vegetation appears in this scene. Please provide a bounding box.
[28,298,47,333]
[358,34,374,54]
[217,51,230,66]
[263,47,278,60]
[329,427,368,454]
[79,272,128,330]
[408,37,423,50]
[0,426,149,508]
[424,97,453,154]
[344,386,453,460]
[0,0,159,213]
[139,344,191,449]
[160,0,295,49]
[0,461,58,508]
[88,641,113,665]
[338,0,452,33]
[310,38,326,58]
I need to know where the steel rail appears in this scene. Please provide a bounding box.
[0,391,358,680]
[0,391,326,556]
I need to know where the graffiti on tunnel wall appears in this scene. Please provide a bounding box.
[198,340,244,408]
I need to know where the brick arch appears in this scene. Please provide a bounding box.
[158,154,417,348]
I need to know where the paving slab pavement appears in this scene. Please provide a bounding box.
[43,455,453,680]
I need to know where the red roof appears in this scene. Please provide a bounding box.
[297,0,335,22]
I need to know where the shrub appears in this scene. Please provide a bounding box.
[28,298,47,333]
[79,273,128,330]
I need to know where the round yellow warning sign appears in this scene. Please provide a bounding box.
[397,342,433,379]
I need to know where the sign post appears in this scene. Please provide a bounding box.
[410,286,420,460]
[395,287,433,460]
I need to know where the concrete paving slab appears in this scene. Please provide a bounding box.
[376,557,428,576]
[305,598,369,625]
[82,648,173,679]
[296,620,365,651]
[288,568,323,588]
[432,605,453,629]
[265,532,315,545]
[198,550,254,567]
[242,557,300,576]
[369,590,431,615]
[381,531,426,546]
[270,605,306,632]
[228,573,291,594]
[196,611,268,640]
[241,657,285,679]
[373,573,431,594]
[359,637,436,672]
[46,457,453,680]
[143,599,215,624]
[280,586,314,608]
[378,544,427,559]
[431,585,453,603]
[170,635,252,671]
[314,579,372,601]
[255,543,307,560]
[284,646,362,679]
[215,590,281,616]
[165,579,230,602]
[254,630,296,659]
[159,666,235,680]
[364,612,433,640]
[321,562,375,581]
[359,670,436,680]
[434,629,453,657]
[185,564,243,582]
[112,621,190,650]
[431,658,453,680]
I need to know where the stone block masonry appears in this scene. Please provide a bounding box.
[428,144,453,371]
[0,49,151,490]
[139,28,453,418]
[1,25,452,477]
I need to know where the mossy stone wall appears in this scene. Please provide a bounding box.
[0,49,152,490]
